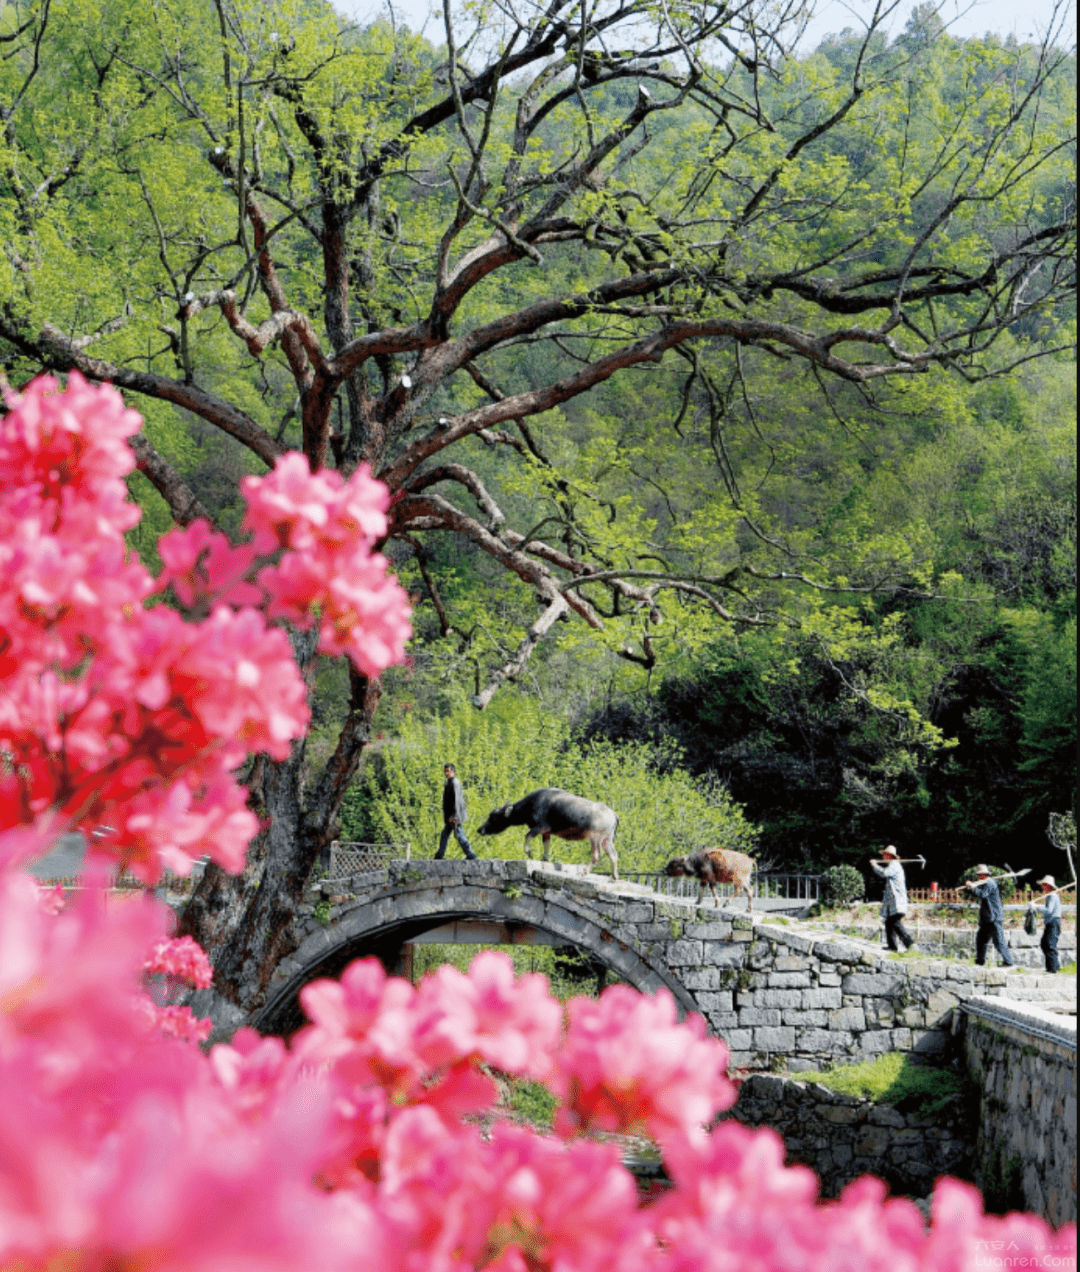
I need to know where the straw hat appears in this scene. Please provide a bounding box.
[881,845,899,858]
[1037,875,1055,888]
[974,864,990,876]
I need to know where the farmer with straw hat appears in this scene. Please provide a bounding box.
[1038,875,1062,973]
[870,845,914,952]
[963,865,1014,967]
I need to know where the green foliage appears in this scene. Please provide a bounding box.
[342,694,756,871]
[409,942,610,1002]
[797,1052,971,1123]
[504,1079,557,1129]
[822,866,865,905]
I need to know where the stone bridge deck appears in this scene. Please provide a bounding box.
[241,859,1076,1072]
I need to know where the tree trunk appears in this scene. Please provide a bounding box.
[181,654,382,1037]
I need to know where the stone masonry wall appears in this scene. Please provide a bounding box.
[268,860,1075,1073]
[957,996,1077,1227]
[722,1073,972,1200]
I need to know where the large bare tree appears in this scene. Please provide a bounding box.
[0,0,1074,1020]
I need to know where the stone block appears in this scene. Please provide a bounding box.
[815,941,857,963]
[769,971,812,988]
[802,987,843,1009]
[732,929,753,942]
[945,964,975,982]
[708,1011,741,1030]
[818,972,842,987]
[912,1029,948,1056]
[754,1026,796,1051]
[747,1073,786,1099]
[775,956,807,972]
[853,1125,893,1156]
[868,1105,906,1128]
[822,1104,862,1125]
[685,923,733,940]
[758,989,804,1009]
[860,1029,894,1054]
[785,1009,827,1027]
[926,989,959,1020]
[902,1006,926,1028]
[891,1027,913,1051]
[721,1030,754,1050]
[828,1007,867,1032]
[695,991,734,1013]
[775,930,815,954]
[786,1058,818,1073]
[664,939,705,966]
[733,915,754,930]
[704,945,747,968]
[738,1007,782,1027]
[843,972,901,996]
[682,968,723,991]
[796,1028,850,1052]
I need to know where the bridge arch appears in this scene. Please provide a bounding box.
[253,870,696,1037]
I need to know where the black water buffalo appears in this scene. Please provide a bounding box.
[665,848,755,911]
[477,788,619,879]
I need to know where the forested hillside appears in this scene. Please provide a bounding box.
[1,0,1072,1000]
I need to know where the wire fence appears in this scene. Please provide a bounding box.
[329,840,411,877]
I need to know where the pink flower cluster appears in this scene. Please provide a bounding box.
[0,861,1071,1272]
[0,374,410,881]
[242,454,413,676]
[145,934,214,988]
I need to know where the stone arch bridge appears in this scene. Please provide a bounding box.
[251,859,1072,1073]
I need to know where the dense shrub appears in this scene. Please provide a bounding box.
[822,864,866,905]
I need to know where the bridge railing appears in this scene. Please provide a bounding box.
[622,871,820,903]
[329,840,411,877]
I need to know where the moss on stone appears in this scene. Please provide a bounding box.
[795,1052,972,1123]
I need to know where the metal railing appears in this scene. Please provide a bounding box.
[329,840,411,877]
[623,871,820,903]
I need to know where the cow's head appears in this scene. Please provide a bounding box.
[664,856,693,878]
[477,803,514,836]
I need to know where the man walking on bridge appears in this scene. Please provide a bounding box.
[870,845,914,951]
[434,763,478,861]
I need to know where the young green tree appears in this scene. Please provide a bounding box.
[1,0,1073,1014]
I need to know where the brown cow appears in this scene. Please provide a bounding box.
[664,849,755,911]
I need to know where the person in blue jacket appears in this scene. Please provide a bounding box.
[964,865,1014,967]
[1037,875,1062,973]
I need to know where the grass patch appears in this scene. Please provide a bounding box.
[505,1078,557,1128]
[1058,962,1077,977]
[795,1052,971,1122]
[409,943,619,1002]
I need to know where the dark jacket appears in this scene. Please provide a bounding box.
[442,776,467,825]
[971,877,1005,925]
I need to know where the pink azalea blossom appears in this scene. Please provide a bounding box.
[145,935,213,988]
[552,984,737,1143]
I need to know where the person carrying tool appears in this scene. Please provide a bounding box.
[870,845,914,951]
[963,865,1014,967]
[1037,875,1064,973]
